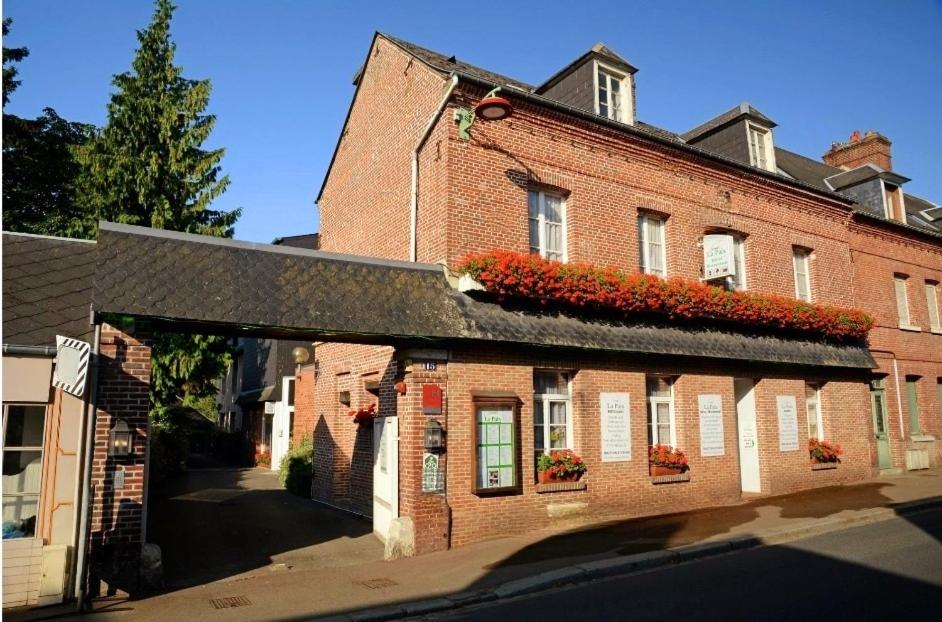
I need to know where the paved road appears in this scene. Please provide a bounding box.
[147,465,382,589]
[425,507,942,621]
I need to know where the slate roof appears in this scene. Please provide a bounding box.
[2,232,96,347]
[91,223,875,370]
[681,102,777,143]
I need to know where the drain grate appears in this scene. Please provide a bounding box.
[210,596,252,610]
[355,577,398,590]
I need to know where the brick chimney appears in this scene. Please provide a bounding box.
[823,130,892,171]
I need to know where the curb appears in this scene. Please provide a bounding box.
[310,496,942,621]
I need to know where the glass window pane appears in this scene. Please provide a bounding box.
[2,451,43,494]
[4,405,46,447]
[656,402,670,425]
[528,191,540,219]
[549,401,567,425]
[535,371,569,395]
[533,400,544,425]
[657,423,671,445]
[545,195,561,222]
[529,217,540,252]
[534,424,544,450]
[549,425,567,448]
[599,101,608,117]
[2,495,39,537]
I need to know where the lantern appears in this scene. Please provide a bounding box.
[108,419,133,457]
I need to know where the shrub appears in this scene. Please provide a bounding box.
[279,437,314,497]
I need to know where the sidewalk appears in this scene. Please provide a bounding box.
[70,469,942,622]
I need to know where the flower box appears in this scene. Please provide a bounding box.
[651,472,691,485]
[537,450,587,484]
[457,251,873,342]
[536,480,588,494]
[348,404,377,426]
[649,444,689,476]
[811,462,838,471]
[809,438,842,465]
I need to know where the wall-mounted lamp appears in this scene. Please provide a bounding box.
[455,87,514,140]
[108,419,133,457]
[424,420,445,452]
[292,346,310,375]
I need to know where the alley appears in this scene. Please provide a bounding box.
[147,463,383,590]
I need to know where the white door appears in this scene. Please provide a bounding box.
[270,377,294,471]
[734,378,761,493]
[372,416,398,541]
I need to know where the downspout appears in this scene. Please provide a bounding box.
[2,343,57,356]
[411,74,459,262]
[893,358,905,438]
[74,323,101,611]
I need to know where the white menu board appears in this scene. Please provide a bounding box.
[698,394,725,457]
[600,393,631,462]
[777,395,799,451]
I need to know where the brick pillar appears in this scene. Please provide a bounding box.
[88,320,153,597]
[397,353,450,554]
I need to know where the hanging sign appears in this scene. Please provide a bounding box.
[698,394,725,457]
[52,335,91,397]
[600,393,631,462]
[777,395,799,451]
[703,234,735,280]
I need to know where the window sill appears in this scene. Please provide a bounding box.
[811,462,838,471]
[651,472,690,485]
[930,328,942,335]
[912,434,936,443]
[536,480,587,494]
[899,324,922,332]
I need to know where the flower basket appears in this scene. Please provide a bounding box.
[457,251,873,342]
[809,437,842,464]
[537,450,587,483]
[649,444,689,475]
[348,403,377,426]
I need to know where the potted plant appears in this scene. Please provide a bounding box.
[348,403,377,426]
[809,437,842,464]
[537,449,587,483]
[649,444,689,476]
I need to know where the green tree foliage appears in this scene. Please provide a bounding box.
[3,18,94,235]
[73,0,241,419]
[3,18,29,106]
[2,109,95,235]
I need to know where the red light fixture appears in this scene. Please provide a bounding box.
[474,94,513,121]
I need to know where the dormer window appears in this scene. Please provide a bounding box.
[747,123,775,171]
[596,65,627,123]
[883,182,904,222]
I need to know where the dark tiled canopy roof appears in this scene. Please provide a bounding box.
[2,232,96,347]
[91,223,875,370]
[681,102,777,142]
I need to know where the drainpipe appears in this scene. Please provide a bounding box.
[73,323,101,611]
[410,74,459,262]
[892,358,905,437]
[2,343,57,356]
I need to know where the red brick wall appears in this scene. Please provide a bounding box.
[850,220,942,466]
[89,321,152,596]
[443,348,872,548]
[823,134,892,171]
[319,36,448,262]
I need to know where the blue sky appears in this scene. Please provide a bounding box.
[4,0,941,243]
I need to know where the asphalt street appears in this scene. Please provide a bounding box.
[423,507,942,621]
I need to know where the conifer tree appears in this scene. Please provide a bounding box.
[75,0,239,417]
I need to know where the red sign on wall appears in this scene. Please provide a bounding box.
[423,384,443,415]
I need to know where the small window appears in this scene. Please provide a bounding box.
[646,376,676,447]
[2,404,47,538]
[732,237,747,291]
[805,382,824,439]
[597,67,624,121]
[926,281,941,331]
[747,124,773,171]
[793,248,812,302]
[906,376,921,436]
[528,190,566,261]
[884,184,898,220]
[894,275,912,327]
[533,371,572,456]
[638,214,666,277]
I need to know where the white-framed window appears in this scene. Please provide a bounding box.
[646,376,676,447]
[747,123,775,171]
[732,236,747,291]
[805,382,824,439]
[894,274,912,327]
[2,404,47,538]
[534,370,572,454]
[793,247,812,302]
[638,214,667,277]
[596,65,626,122]
[926,281,941,331]
[528,189,566,261]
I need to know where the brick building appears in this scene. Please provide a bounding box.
[304,33,942,554]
